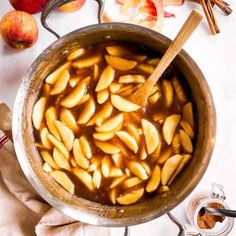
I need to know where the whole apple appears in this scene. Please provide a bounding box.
[0,10,38,49]
[59,0,86,13]
[9,0,49,14]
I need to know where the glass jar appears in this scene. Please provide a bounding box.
[186,184,234,236]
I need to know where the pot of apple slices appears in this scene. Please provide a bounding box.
[12,0,216,227]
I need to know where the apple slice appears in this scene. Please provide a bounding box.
[93,131,115,141]
[141,119,160,155]
[101,155,112,177]
[67,48,86,61]
[73,168,95,191]
[87,102,113,126]
[157,185,170,193]
[105,55,137,71]
[53,148,71,171]
[116,188,144,205]
[106,45,129,57]
[182,102,194,128]
[95,65,115,92]
[95,141,120,154]
[93,168,102,189]
[59,108,79,133]
[73,139,90,169]
[79,136,92,159]
[50,170,75,194]
[157,146,173,164]
[60,79,87,108]
[40,127,53,150]
[128,161,148,180]
[72,54,102,68]
[50,69,70,95]
[87,157,100,172]
[109,166,123,177]
[162,114,181,145]
[125,123,140,143]
[42,83,51,96]
[109,83,123,93]
[162,80,174,107]
[140,161,151,176]
[147,58,160,66]
[54,120,74,151]
[97,89,109,104]
[47,134,69,159]
[179,129,193,153]
[116,131,139,153]
[172,133,181,154]
[118,75,145,84]
[42,162,53,173]
[40,150,59,170]
[180,120,194,138]
[122,177,143,189]
[45,62,71,84]
[111,153,123,168]
[77,97,96,124]
[110,175,127,189]
[95,113,124,133]
[93,64,99,80]
[148,91,161,104]
[161,154,183,185]
[32,97,46,130]
[139,142,148,160]
[77,93,90,106]
[137,64,154,74]
[171,77,187,104]
[146,164,161,192]
[109,188,118,204]
[111,95,140,112]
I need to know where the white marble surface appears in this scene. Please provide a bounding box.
[1,1,236,235]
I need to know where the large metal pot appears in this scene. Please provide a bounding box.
[12,0,216,227]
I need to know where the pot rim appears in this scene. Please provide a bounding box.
[12,22,216,227]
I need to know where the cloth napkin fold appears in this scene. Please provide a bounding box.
[0,102,110,236]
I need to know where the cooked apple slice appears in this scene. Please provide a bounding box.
[42,162,53,173]
[42,83,51,96]
[53,148,71,171]
[109,166,123,177]
[93,168,102,189]
[116,131,138,153]
[60,79,87,108]
[111,95,140,112]
[45,62,71,84]
[95,65,115,92]
[69,77,80,88]
[79,136,92,159]
[73,168,95,191]
[105,55,137,71]
[139,142,148,160]
[40,127,53,150]
[50,170,74,194]
[109,188,118,204]
[111,153,123,168]
[171,77,187,104]
[128,161,148,180]
[109,83,123,93]
[111,138,129,156]
[137,64,154,74]
[182,102,194,128]
[54,120,74,151]
[45,106,61,140]
[122,177,143,189]
[67,48,86,61]
[142,119,160,155]
[93,64,99,80]
[125,123,140,143]
[93,131,115,141]
[140,161,151,176]
[95,141,120,154]
[168,154,191,184]
[59,108,79,133]
[40,150,59,169]
[148,91,161,104]
[150,143,162,162]
[117,188,144,205]
[87,157,100,172]
[72,139,90,169]
[161,154,183,185]
[147,58,160,66]
[101,155,112,177]
[77,93,90,105]
[179,129,193,153]
[162,114,181,145]
[87,101,113,126]
[157,146,173,164]
[180,120,194,138]
[50,69,70,95]
[118,75,145,84]
[157,185,170,193]
[95,113,123,133]
[162,80,174,107]
[32,97,47,130]
[97,89,109,104]
[70,156,77,168]
[77,97,96,124]
[47,134,69,159]
[110,176,127,189]
[172,133,181,154]
[105,45,128,57]
[146,164,161,192]
[72,54,102,68]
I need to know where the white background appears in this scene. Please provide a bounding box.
[0,0,236,235]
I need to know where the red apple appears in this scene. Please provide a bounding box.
[0,10,38,49]
[9,0,49,14]
[59,0,85,13]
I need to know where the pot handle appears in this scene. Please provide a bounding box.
[41,0,104,39]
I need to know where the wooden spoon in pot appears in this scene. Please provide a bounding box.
[128,10,203,107]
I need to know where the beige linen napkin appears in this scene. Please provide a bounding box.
[0,102,110,236]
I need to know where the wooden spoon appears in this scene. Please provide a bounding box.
[128,10,203,107]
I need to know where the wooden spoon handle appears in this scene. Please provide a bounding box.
[129,10,203,106]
